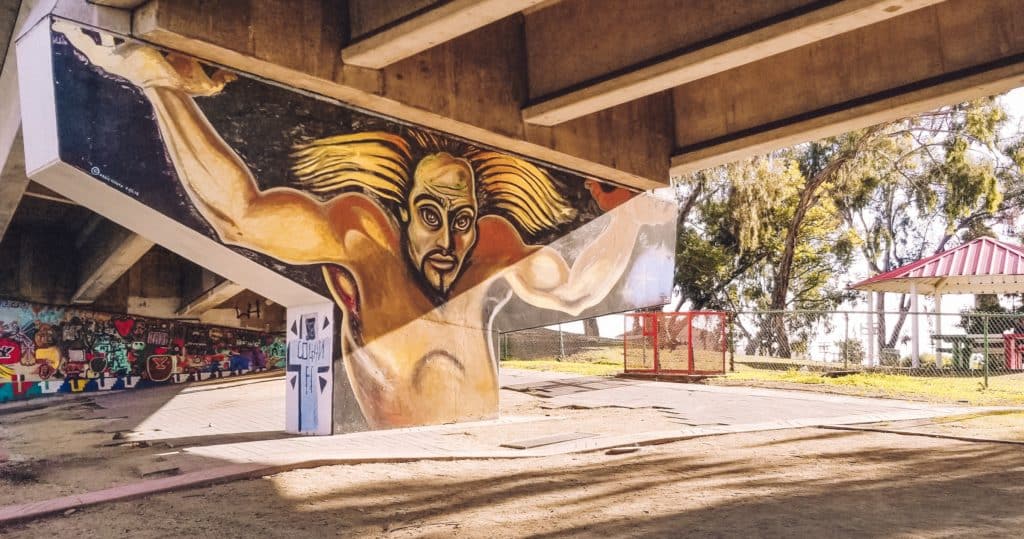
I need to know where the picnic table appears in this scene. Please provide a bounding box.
[931,333,1007,370]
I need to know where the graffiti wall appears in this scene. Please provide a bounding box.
[0,299,285,403]
[32,20,677,431]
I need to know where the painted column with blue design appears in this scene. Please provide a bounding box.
[285,304,334,435]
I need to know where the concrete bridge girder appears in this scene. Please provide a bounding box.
[21,0,1024,188]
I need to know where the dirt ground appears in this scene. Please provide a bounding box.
[3,375,1024,538]
[4,425,1024,538]
[0,399,176,507]
[0,381,684,508]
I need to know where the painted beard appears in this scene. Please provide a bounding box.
[418,247,461,297]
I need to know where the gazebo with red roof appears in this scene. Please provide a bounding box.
[849,236,1024,367]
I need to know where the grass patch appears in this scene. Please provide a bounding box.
[727,365,1024,406]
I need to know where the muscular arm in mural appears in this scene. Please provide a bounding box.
[56,23,392,266]
[505,188,667,316]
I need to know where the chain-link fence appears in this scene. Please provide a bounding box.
[733,310,1024,386]
[499,309,1024,389]
[498,314,625,364]
[498,312,728,376]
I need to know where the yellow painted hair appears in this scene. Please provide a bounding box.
[469,150,577,235]
[291,130,577,234]
[291,132,412,205]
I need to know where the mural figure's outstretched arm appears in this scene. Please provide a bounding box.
[55,23,367,266]
[505,191,668,316]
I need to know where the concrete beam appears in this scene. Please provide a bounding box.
[0,1,35,243]
[71,218,154,303]
[23,180,76,205]
[130,0,670,188]
[1,0,33,187]
[343,0,548,69]
[17,18,331,308]
[522,0,945,126]
[0,131,28,240]
[177,279,245,317]
[671,0,1024,174]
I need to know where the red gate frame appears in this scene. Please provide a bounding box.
[623,311,727,375]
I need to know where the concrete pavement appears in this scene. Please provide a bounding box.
[0,367,1007,525]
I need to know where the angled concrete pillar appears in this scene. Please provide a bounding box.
[15,17,676,437]
[17,15,335,434]
[71,218,154,304]
[0,0,37,242]
[0,132,28,242]
[177,279,245,317]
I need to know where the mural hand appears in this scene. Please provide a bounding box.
[52,20,235,96]
[165,54,238,96]
[584,179,635,212]
[617,192,674,226]
[583,180,671,226]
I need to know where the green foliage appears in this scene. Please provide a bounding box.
[674,95,1023,357]
[836,338,865,365]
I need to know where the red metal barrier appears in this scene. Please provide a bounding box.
[624,312,727,375]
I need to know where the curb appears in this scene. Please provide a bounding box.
[817,424,1024,446]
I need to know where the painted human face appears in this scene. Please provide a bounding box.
[403,153,478,296]
[35,324,57,348]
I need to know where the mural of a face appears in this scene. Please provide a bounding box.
[34,324,57,348]
[402,153,478,296]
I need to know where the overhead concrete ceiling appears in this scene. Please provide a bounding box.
[9,0,1024,190]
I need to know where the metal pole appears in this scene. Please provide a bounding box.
[728,313,735,373]
[558,323,564,361]
[934,291,943,368]
[910,283,920,368]
[868,292,878,367]
[844,312,850,370]
[983,314,990,389]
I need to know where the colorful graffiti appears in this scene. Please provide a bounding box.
[46,22,677,431]
[0,300,285,403]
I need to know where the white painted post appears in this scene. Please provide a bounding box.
[867,291,877,367]
[874,291,885,367]
[910,283,920,368]
[934,291,943,368]
[285,303,334,435]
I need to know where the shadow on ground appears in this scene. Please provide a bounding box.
[5,426,1021,538]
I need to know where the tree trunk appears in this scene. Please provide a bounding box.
[766,128,883,357]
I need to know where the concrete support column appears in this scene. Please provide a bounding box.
[285,303,334,436]
[910,283,920,368]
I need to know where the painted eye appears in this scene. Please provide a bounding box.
[453,214,473,232]
[420,207,441,228]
